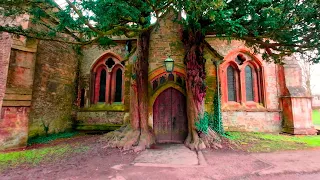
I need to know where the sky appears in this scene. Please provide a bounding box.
[311,64,320,95]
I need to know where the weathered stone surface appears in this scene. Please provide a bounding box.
[148,12,185,72]
[77,111,125,125]
[222,111,282,132]
[0,107,29,150]
[0,32,12,112]
[7,49,36,89]
[28,41,78,137]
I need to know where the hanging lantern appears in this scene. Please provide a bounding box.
[164,56,174,73]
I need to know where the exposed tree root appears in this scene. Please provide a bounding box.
[185,128,231,150]
[101,125,155,152]
[199,128,224,149]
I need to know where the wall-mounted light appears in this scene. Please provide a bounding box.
[164,56,174,73]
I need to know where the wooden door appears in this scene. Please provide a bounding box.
[153,88,188,143]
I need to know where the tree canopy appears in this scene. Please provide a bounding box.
[1,0,319,63]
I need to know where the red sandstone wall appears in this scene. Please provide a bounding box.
[0,34,36,150]
[206,39,282,132]
[0,107,29,150]
[29,41,78,137]
[0,32,11,111]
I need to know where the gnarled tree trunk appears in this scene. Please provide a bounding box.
[181,29,207,150]
[103,30,155,151]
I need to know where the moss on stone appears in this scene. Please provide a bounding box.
[76,124,122,131]
[82,103,125,111]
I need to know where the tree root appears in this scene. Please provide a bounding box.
[101,125,155,152]
[185,128,230,150]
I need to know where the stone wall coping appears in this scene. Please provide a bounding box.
[78,109,128,112]
[222,109,281,112]
[11,44,37,53]
[280,96,312,99]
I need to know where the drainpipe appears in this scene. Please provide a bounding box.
[213,60,223,134]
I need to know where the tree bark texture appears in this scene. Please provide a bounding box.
[103,30,155,151]
[181,29,207,150]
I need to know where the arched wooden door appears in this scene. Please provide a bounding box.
[153,88,188,143]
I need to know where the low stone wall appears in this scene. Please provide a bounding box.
[222,111,282,132]
[0,107,29,150]
[76,111,126,131]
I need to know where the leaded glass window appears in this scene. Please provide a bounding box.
[99,69,107,102]
[245,66,254,101]
[227,66,236,101]
[115,69,123,102]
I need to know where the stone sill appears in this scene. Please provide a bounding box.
[222,109,281,112]
[280,96,312,99]
[79,103,127,112]
[76,124,122,131]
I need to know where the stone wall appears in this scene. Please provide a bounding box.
[205,39,281,132]
[0,107,29,150]
[148,11,185,72]
[222,111,281,132]
[0,32,11,111]
[29,41,78,137]
[280,56,316,134]
[0,35,37,150]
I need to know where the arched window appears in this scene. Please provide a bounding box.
[91,53,124,105]
[245,66,254,101]
[114,69,123,102]
[220,52,264,106]
[227,65,237,102]
[99,69,107,102]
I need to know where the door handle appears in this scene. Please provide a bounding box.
[172,117,176,128]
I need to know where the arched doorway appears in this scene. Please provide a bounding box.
[153,88,188,143]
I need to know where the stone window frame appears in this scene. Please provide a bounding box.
[91,56,125,104]
[220,51,265,109]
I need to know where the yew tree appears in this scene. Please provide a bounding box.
[1,0,319,150]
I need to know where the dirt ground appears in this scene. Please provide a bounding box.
[1,134,320,180]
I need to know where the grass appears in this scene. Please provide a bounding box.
[0,144,89,172]
[312,110,320,125]
[227,131,320,153]
[27,131,79,145]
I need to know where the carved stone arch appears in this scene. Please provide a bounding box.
[90,51,123,104]
[90,51,123,73]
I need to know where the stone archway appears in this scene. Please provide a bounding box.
[153,87,188,143]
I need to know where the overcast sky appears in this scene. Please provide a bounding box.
[311,64,320,95]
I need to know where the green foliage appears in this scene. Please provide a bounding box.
[195,112,209,134]
[27,132,79,145]
[209,90,225,135]
[1,0,319,64]
[0,144,89,172]
[312,110,320,125]
[227,131,320,152]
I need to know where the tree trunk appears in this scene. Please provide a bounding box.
[181,29,207,150]
[103,30,155,151]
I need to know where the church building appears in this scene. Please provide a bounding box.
[0,13,317,150]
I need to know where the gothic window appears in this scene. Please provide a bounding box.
[91,54,124,104]
[99,69,107,102]
[160,76,166,85]
[114,69,123,102]
[153,80,159,90]
[221,53,264,106]
[227,65,237,102]
[245,66,254,101]
[168,74,174,81]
